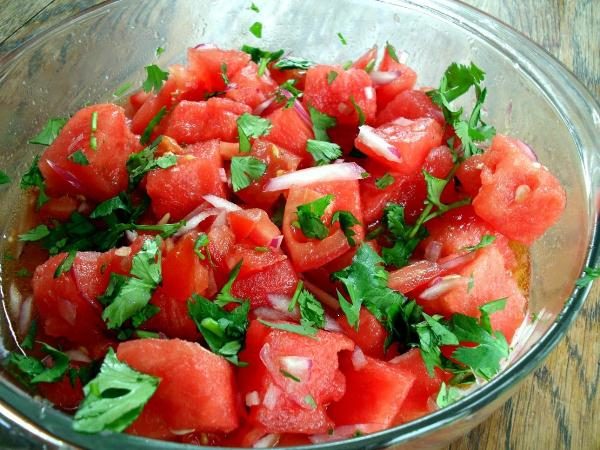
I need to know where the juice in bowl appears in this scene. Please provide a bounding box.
[0,1,597,450]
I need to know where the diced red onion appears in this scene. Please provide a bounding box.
[279,356,312,380]
[369,70,402,85]
[351,346,368,370]
[169,428,195,436]
[302,279,340,310]
[420,275,466,300]
[219,168,228,183]
[210,210,228,228]
[424,240,443,262]
[364,86,375,101]
[323,315,342,332]
[438,252,476,271]
[357,126,402,163]
[253,96,275,115]
[309,424,380,443]
[203,194,242,212]
[245,391,260,407]
[262,383,279,410]
[114,246,132,257]
[45,159,83,191]
[267,294,293,313]
[18,296,32,336]
[175,208,219,237]
[515,140,538,162]
[8,283,22,321]
[253,434,280,448]
[253,307,292,321]
[279,89,312,128]
[58,298,77,325]
[125,230,138,243]
[264,162,366,192]
[269,235,283,250]
[65,349,91,363]
[193,43,217,50]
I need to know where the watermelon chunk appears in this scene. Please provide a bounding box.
[265,106,314,162]
[376,89,444,127]
[225,62,277,109]
[336,308,388,359]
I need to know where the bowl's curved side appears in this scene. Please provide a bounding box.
[0,1,597,449]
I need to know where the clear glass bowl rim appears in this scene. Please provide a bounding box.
[0,0,598,449]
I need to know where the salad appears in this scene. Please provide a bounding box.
[1,18,566,448]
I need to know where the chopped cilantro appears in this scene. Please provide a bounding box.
[287,282,326,333]
[73,348,159,433]
[127,137,177,187]
[304,394,317,409]
[28,118,68,146]
[230,156,267,191]
[380,204,427,268]
[113,82,133,98]
[331,210,361,246]
[280,369,301,382]
[342,60,353,70]
[188,295,250,365]
[308,106,336,142]
[575,266,600,287]
[130,304,160,329]
[464,234,496,252]
[20,155,49,209]
[241,45,284,76]
[364,58,376,73]
[68,150,89,166]
[220,62,230,86]
[275,79,303,108]
[20,320,37,350]
[295,195,333,240]
[54,250,76,278]
[155,46,165,57]
[385,41,400,63]
[337,32,347,45]
[258,319,318,338]
[274,57,314,71]
[89,194,132,219]
[214,261,246,307]
[467,274,475,293]
[306,140,342,166]
[349,96,365,125]
[19,224,50,242]
[0,171,10,184]
[249,21,262,38]
[250,2,260,12]
[7,343,69,384]
[140,106,167,145]
[375,173,395,189]
[15,268,31,278]
[327,70,338,85]
[436,382,462,408]
[236,113,272,152]
[194,233,209,260]
[142,64,169,93]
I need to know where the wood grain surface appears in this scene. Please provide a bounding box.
[0,1,598,450]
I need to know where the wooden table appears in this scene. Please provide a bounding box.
[1,1,598,449]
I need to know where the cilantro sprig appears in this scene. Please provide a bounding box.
[241,45,284,76]
[308,107,336,142]
[142,64,169,93]
[20,155,49,209]
[306,140,342,166]
[230,156,267,191]
[274,56,314,71]
[127,136,177,188]
[28,118,68,146]
[6,343,69,385]
[295,195,333,240]
[236,113,272,153]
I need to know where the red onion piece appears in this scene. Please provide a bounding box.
[269,235,283,250]
[424,240,443,262]
[323,315,342,332]
[203,194,242,212]
[309,424,381,443]
[175,208,219,237]
[253,307,292,322]
[169,428,195,436]
[262,383,279,410]
[125,230,138,243]
[364,86,375,101]
[253,96,276,115]
[515,140,538,162]
[357,125,402,163]
[245,390,260,407]
[45,159,83,191]
[8,283,22,321]
[219,168,228,183]
[19,296,32,336]
[279,89,312,128]
[193,43,217,50]
[253,434,280,448]
[369,70,402,85]
[438,252,476,271]
[351,346,368,370]
[65,349,91,363]
[419,275,466,300]
[264,162,366,192]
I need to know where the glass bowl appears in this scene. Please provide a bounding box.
[0,0,597,449]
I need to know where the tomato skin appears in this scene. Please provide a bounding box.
[283,181,363,272]
[39,104,140,202]
[303,65,376,127]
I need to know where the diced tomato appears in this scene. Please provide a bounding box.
[162,98,251,144]
[33,253,109,352]
[375,49,417,110]
[39,104,140,202]
[283,181,363,272]
[187,48,251,94]
[232,259,299,309]
[265,107,314,161]
[228,208,282,247]
[473,135,566,245]
[38,196,78,223]
[118,339,239,438]
[376,89,444,126]
[336,308,388,359]
[352,46,378,71]
[145,147,226,221]
[416,246,526,342]
[234,140,302,210]
[237,321,354,434]
[390,348,452,424]
[327,352,415,431]
[355,117,443,175]
[303,65,376,127]
[226,62,277,109]
[143,233,210,340]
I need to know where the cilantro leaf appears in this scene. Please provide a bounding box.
[380,204,427,268]
[130,304,160,329]
[375,173,395,189]
[142,64,169,93]
[306,140,342,166]
[415,313,459,375]
[19,224,50,242]
[113,82,133,98]
[140,106,167,145]
[288,282,325,330]
[249,21,262,38]
[436,382,462,408]
[188,295,249,365]
[90,194,132,219]
[275,79,303,108]
[214,260,246,307]
[155,46,165,57]
[73,348,159,433]
[68,150,89,166]
[258,319,318,338]
[230,156,267,192]
[21,320,37,350]
[337,32,347,45]
[241,45,284,76]
[220,62,230,86]
[7,343,69,384]
[194,233,209,260]
[327,70,338,85]
[349,96,365,126]
[296,194,333,240]
[331,210,361,246]
[464,234,496,252]
[308,107,336,142]
[0,171,10,184]
[54,250,77,278]
[100,238,162,329]
[126,137,177,188]
[20,155,49,209]
[28,118,68,146]
[274,57,314,71]
[236,113,272,152]
[576,265,600,287]
[385,41,400,63]
[250,2,260,12]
